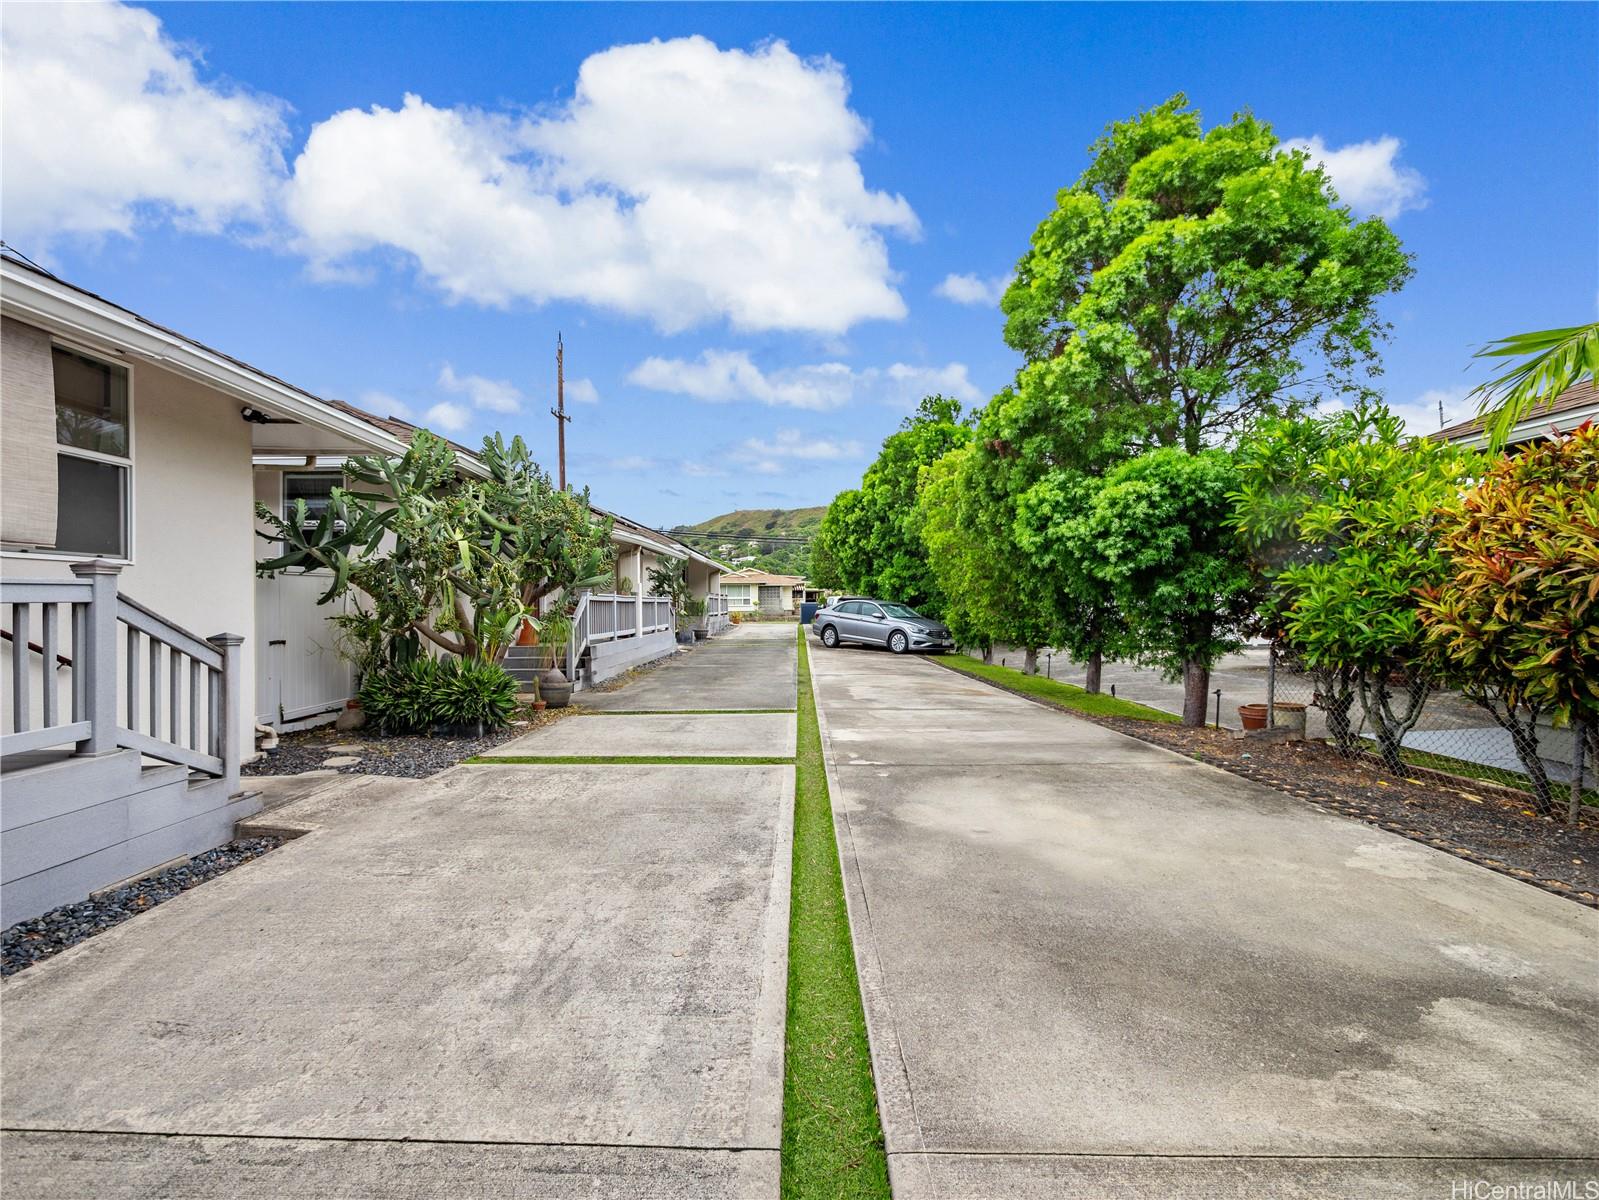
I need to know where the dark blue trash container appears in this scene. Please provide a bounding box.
[799,602,819,625]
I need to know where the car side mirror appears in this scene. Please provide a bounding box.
[872,613,885,620]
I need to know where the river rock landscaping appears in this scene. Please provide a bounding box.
[244,704,572,780]
[2,837,285,977]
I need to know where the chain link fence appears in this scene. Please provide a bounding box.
[1262,646,1595,810]
[991,642,1594,812]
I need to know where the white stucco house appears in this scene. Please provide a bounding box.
[0,252,726,923]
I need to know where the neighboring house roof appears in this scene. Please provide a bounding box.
[1430,379,1599,449]
[722,568,806,585]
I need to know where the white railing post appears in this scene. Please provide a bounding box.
[69,559,121,757]
[207,632,245,794]
[634,547,645,639]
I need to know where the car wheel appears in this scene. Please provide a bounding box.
[821,624,839,648]
[888,630,909,654]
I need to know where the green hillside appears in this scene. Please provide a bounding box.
[680,506,827,540]
[673,506,825,577]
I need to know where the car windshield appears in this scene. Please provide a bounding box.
[880,603,923,621]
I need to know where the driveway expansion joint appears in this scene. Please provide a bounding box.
[1,1126,783,1153]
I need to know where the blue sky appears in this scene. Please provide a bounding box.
[4,2,1594,527]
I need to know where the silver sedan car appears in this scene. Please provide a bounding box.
[810,598,954,654]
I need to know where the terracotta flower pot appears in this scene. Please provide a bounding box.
[517,618,539,647]
[1238,703,1269,731]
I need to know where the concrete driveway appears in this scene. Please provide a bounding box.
[1,627,800,1199]
[810,644,1599,1198]
[581,621,797,712]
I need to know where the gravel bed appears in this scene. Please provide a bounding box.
[243,704,571,780]
[2,837,284,977]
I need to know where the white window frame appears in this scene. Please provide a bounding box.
[3,339,135,564]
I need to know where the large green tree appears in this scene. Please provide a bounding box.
[990,94,1412,466]
[915,444,1060,671]
[977,95,1410,717]
[1069,449,1257,723]
[814,395,973,611]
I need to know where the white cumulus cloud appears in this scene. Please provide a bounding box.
[357,389,412,421]
[1392,386,1473,435]
[566,377,599,405]
[424,401,471,433]
[438,363,522,414]
[1280,135,1427,221]
[627,350,980,410]
[284,37,917,334]
[735,429,863,465]
[0,0,288,244]
[935,272,1011,306]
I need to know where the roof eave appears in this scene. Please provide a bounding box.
[1,259,489,478]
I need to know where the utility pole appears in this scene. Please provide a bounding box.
[551,333,570,490]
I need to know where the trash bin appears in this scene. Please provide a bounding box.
[799,601,819,625]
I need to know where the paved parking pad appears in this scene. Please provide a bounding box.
[809,643,1599,1198]
[581,622,797,712]
[482,712,797,759]
[0,763,793,1198]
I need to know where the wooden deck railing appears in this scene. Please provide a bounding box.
[2,561,242,789]
[564,591,678,684]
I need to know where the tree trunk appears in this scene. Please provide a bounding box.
[1324,691,1357,756]
[981,644,993,665]
[1084,650,1103,695]
[1373,725,1407,776]
[1359,671,1430,779]
[1024,647,1039,676]
[1181,660,1210,727]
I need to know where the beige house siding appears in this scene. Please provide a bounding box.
[2,350,257,755]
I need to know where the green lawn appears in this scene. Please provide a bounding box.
[932,653,1182,723]
[1372,743,1599,807]
[783,626,889,1199]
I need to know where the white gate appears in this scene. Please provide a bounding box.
[255,573,356,726]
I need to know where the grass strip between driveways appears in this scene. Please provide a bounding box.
[783,625,890,1200]
[464,754,792,765]
[933,653,1183,723]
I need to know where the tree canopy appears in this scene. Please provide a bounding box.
[1231,403,1483,769]
[1068,448,1256,723]
[812,395,973,611]
[988,94,1411,466]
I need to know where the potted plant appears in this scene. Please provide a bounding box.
[535,610,575,708]
[683,597,708,641]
